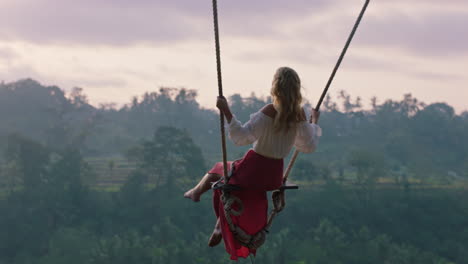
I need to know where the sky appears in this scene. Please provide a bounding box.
[0,0,467,112]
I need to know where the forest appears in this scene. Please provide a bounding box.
[0,79,467,263]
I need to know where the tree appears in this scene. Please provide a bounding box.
[127,126,206,189]
[4,134,50,190]
[323,94,338,112]
[338,90,362,113]
[348,149,385,208]
[69,87,89,108]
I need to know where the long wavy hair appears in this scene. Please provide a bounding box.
[270,67,303,132]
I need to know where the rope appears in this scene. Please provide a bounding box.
[220,187,286,250]
[211,0,229,182]
[210,0,370,252]
[283,0,371,184]
[212,0,264,250]
[222,191,268,250]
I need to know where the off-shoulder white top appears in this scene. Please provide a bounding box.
[228,111,322,159]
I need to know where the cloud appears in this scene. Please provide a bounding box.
[0,46,34,79]
[0,0,210,45]
[216,0,468,70]
[0,47,17,60]
[357,11,468,56]
[0,0,338,45]
[386,0,468,10]
[0,63,42,81]
[2,0,466,59]
[409,71,464,82]
[72,77,128,89]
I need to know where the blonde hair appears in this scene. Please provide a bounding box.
[270,67,303,132]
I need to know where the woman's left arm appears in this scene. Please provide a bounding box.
[294,122,322,153]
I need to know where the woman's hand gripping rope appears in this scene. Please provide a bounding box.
[216,96,233,123]
[311,108,320,124]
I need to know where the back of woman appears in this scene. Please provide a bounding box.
[185,66,321,260]
[227,67,320,158]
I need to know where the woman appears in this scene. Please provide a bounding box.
[184,66,321,260]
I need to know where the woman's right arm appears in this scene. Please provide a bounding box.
[216,97,266,146]
[228,113,263,146]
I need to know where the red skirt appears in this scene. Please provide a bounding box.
[210,149,283,260]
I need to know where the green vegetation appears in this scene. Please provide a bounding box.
[0,79,467,263]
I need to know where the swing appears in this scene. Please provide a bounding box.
[210,0,370,250]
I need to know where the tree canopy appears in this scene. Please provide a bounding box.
[0,79,467,263]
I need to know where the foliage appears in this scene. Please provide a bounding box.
[126,126,206,188]
[1,79,468,263]
[0,131,467,263]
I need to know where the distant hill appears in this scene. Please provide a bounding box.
[1,78,467,180]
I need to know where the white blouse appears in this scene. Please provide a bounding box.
[228,111,322,159]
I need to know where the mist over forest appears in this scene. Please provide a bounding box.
[1,78,468,263]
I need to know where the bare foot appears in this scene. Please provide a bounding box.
[183,188,201,202]
[208,229,222,247]
[208,219,222,247]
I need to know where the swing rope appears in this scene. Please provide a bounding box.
[211,0,267,249]
[211,0,371,251]
[211,0,229,183]
[283,0,371,184]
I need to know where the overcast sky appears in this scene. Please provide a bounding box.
[0,0,467,112]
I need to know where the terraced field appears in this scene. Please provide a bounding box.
[3,157,466,191]
[85,157,136,187]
